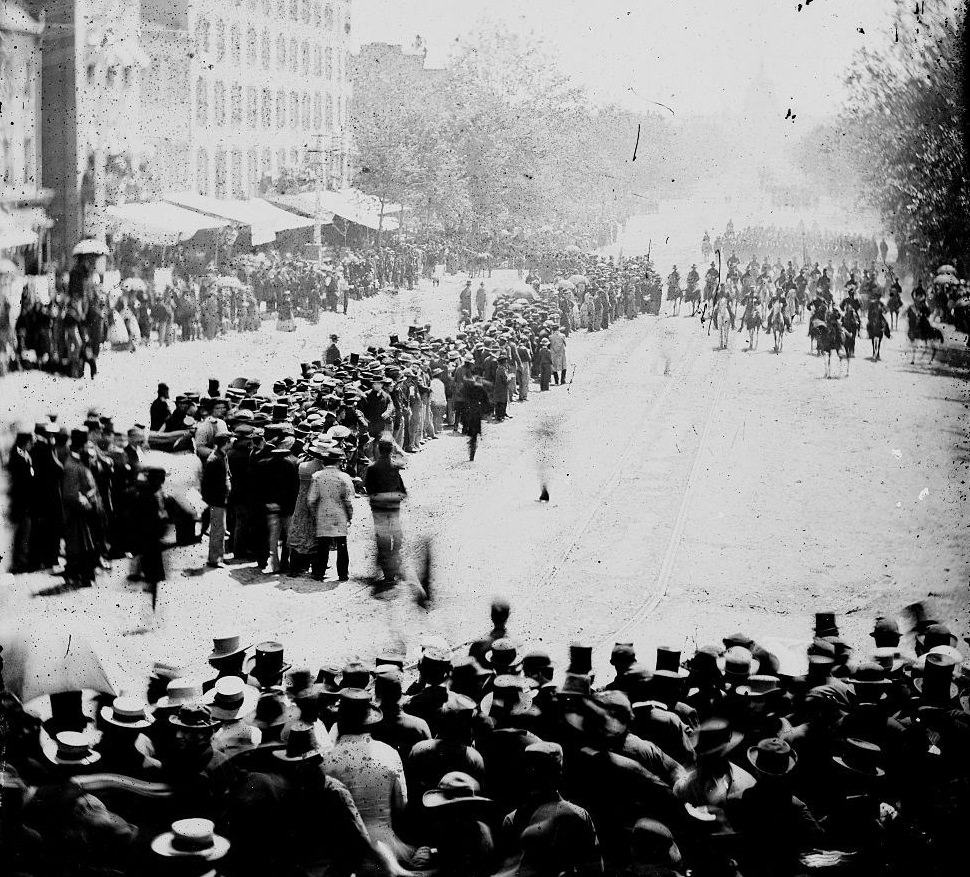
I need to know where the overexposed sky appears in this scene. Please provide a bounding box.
[352,0,896,118]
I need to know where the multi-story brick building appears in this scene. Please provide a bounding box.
[177,0,353,200]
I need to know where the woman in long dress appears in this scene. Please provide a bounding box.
[286,445,327,576]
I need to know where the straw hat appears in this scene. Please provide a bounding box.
[150,818,230,860]
[41,731,101,766]
[201,677,259,721]
[100,696,154,730]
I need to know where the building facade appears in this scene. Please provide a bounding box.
[0,1,49,261]
[182,0,352,200]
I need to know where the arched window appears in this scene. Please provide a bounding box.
[197,148,209,194]
[231,25,241,65]
[214,81,226,125]
[195,16,210,54]
[246,28,257,65]
[261,30,270,69]
[313,92,322,129]
[247,148,259,194]
[302,93,311,129]
[231,150,243,198]
[215,148,227,198]
[230,85,243,128]
[262,88,272,128]
[302,42,310,75]
[277,36,286,70]
[324,4,333,28]
[289,39,298,72]
[290,92,299,129]
[276,90,286,128]
[196,76,208,125]
[215,19,225,60]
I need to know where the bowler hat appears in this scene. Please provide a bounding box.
[168,703,219,730]
[693,718,743,758]
[832,737,885,777]
[747,737,797,776]
[272,723,322,762]
[209,634,249,661]
[723,647,754,682]
[336,688,382,726]
[339,661,374,689]
[423,771,492,809]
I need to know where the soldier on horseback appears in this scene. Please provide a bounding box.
[866,292,891,361]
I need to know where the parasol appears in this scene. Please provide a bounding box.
[933,273,959,285]
[72,238,110,256]
[0,613,122,702]
[563,245,581,254]
[556,279,576,290]
[0,257,20,274]
[937,264,958,275]
[120,277,147,293]
[567,274,589,286]
[213,275,247,289]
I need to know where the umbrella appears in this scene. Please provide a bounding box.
[557,279,576,290]
[0,613,121,701]
[933,273,959,285]
[72,238,110,257]
[0,257,20,274]
[120,277,147,293]
[214,275,246,290]
[563,245,581,254]
[937,264,958,275]
[567,274,589,286]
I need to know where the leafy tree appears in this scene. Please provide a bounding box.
[841,0,970,274]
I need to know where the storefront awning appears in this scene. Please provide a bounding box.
[0,205,49,250]
[106,201,229,246]
[163,193,316,246]
[270,189,400,232]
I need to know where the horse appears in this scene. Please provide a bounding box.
[766,301,787,353]
[740,300,763,350]
[887,287,903,329]
[907,307,944,364]
[842,306,859,364]
[867,307,890,361]
[815,322,848,378]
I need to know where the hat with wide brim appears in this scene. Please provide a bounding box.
[150,819,230,860]
[693,719,743,758]
[41,731,102,767]
[99,697,155,730]
[423,776,494,809]
[201,678,260,721]
[747,740,797,776]
[72,238,110,257]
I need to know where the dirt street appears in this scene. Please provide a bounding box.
[1,269,967,690]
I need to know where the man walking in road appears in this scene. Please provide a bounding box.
[306,448,354,582]
[201,433,231,568]
[364,434,407,585]
[475,282,487,320]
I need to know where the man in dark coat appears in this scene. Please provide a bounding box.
[29,423,64,570]
[227,426,254,560]
[149,383,170,431]
[492,355,510,421]
[201,433,232,567]
[255,444,300,574]
[6,429,35,573]
[131,467,169,612]
[363,435,407,584]
[61,429,101,589]
[324,334,341,364]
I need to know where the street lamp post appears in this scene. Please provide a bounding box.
[307,129,342,262]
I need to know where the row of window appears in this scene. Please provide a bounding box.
[195,80,343,131]
[195,144,343,199]
[194,22,345,81]
[203,0,349,31]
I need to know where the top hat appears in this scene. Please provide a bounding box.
[568,643,593,675]
[693,718,743,758]
[815,612,839,638]
[832,737,885,777]
[100,696,154,730]
[339,661,374,690]
[243,642,291,684]
[522,649,554,674]
[209,634,249,661]
[560,672,592,698]
[903,601,939,634]
[655,646,689,679]
[42,731,101,767]
[47,690,90,733]
[747,737,797,776]
[272,722,322,762]
[202,677,259,721]
[423,771,492,809]
[920,623,957,652]
[914,652,959,703]
[150,818,230,860]
[337,688,382,727]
